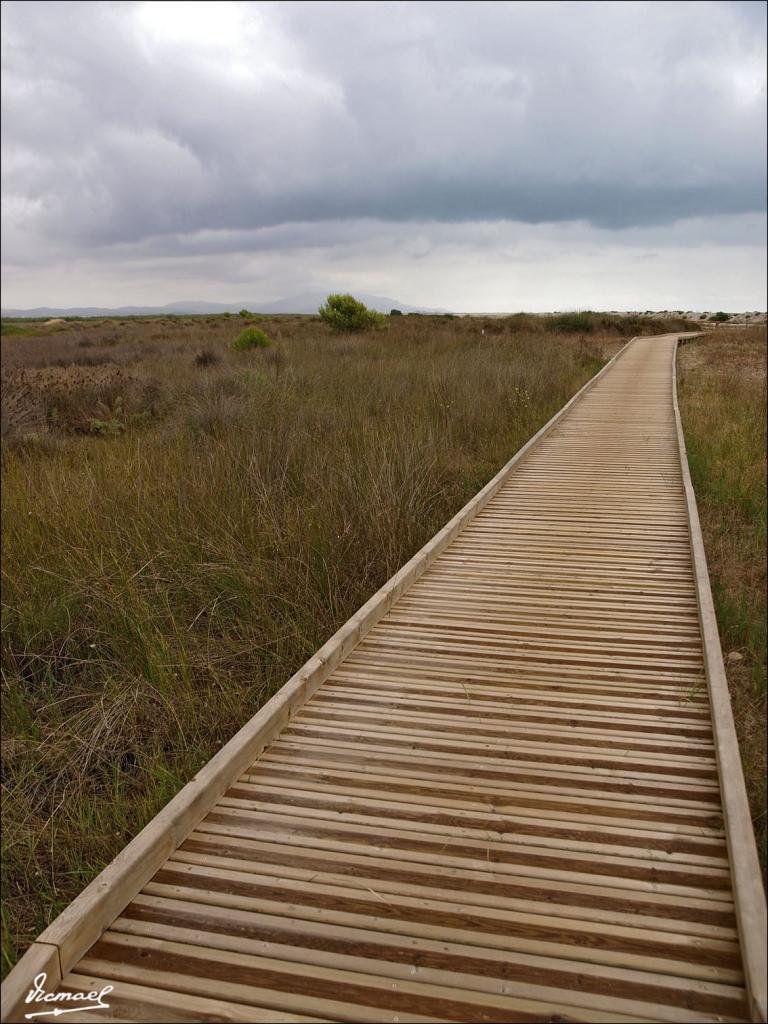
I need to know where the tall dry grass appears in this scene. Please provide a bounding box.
[1,313,621,974]
[678,326,767,876]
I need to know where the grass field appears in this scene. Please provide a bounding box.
[678,325,768,877]
[0,308,741,975]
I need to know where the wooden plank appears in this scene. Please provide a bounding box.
[106,907,745,1022]
[166,845,734,942]
[291,706,715,756]
[245,762,722,833]
[206,801,733,889]
[176,833,735,934]
[259,735,723,808]
[260,744,723,813]
[78,931,652,1023]
[221,781,728,859]
[62,973,332,1021]
[314,684,712,727]
[325,670,711,710]
[187,821,736,918]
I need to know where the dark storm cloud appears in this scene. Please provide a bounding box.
[2,0,766,263]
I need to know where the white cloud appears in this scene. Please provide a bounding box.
[3,215,765,312]
[1,0,765,308]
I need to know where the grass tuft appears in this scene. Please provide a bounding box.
[678,326,767,877]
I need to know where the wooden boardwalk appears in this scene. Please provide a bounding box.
[2,334,765,1023]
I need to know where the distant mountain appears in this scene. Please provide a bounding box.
[1,292,447,318]
[252,290,448,314]
[1,304,174,318]
[249,293,318,314]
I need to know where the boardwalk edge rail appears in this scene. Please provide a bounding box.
[671,337,767,1024]
[0,338,637,1022]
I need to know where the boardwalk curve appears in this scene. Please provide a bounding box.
[2,333,765,1023]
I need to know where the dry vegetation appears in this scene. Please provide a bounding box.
[0,309,694,974]
[678,326,768,876]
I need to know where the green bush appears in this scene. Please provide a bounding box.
[232,327,271,351]
[1,322,34,336]
[318,294,387,333]
[390,308,403,317]
[553,312,596,333]
[238,309,252,318]
[710,312,731,322]
[505,313,542,334]
[550,311,689,337]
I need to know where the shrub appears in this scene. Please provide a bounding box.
[318,294,387,333]
[1,321,48,337]
[553,312,596,333]
[390,309,403,317]
[232,327,271,351]
[238,309,252,318]
[89,397,125,437]
[505,313,541,334]
[710,312,731,322]
[194,349,220,368]
[482,320,504,335]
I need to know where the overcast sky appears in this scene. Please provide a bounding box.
[2,0,766,311]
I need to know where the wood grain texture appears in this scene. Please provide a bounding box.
[2,332,764,1023]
